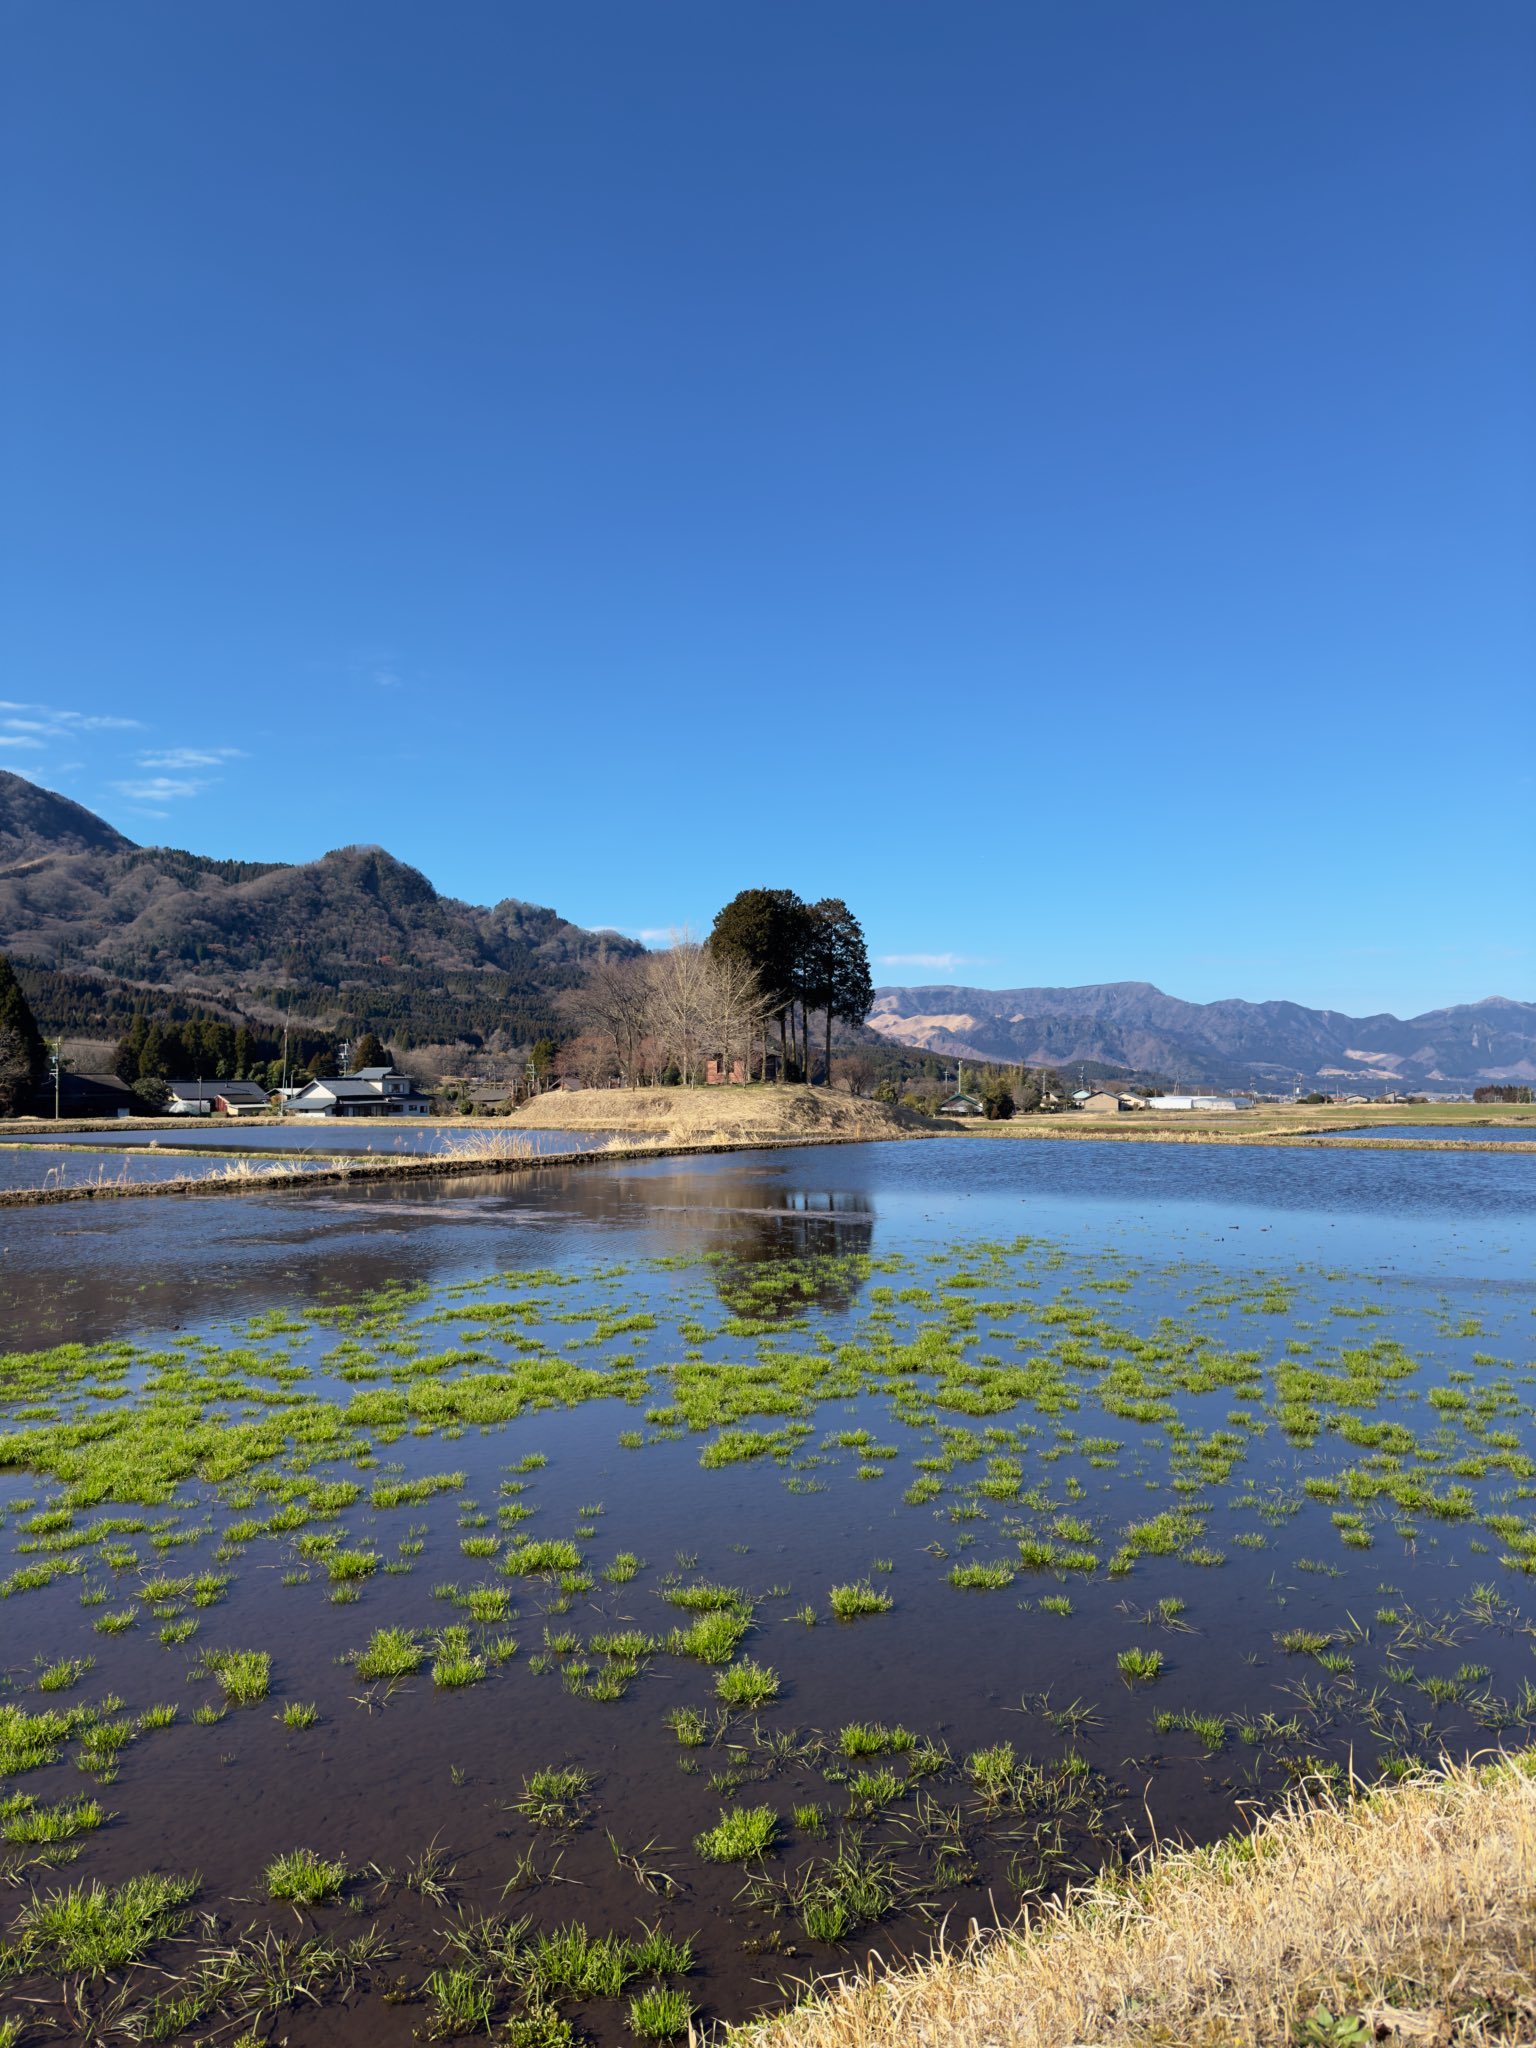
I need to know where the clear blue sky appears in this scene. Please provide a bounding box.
[3,2,1531,1019]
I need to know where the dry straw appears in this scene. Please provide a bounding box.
[724,1755,1536,2048]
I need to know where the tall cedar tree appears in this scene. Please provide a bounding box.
[709,888,811,1078]
[709,889,872,1081]
[350,1031,387,1071]
[804,898,874,1083]
[0,954,46,1116]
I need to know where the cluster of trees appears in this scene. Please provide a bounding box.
[1474,1084,1533,1104]
[111,1016,397,1093]
[887,1064,1066,1119]
[556,891,874,1089]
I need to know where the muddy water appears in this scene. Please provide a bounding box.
[1,1137,1533,2043]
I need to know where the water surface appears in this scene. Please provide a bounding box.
[1,1137,1532,2044]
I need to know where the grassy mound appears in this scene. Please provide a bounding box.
[513,1082,922,1143]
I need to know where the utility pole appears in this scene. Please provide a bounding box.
[47,1038,63,1119]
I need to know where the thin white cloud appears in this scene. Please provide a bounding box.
[878,952,985,970]
[0,735,46,750]
[0,701,141,733]
[111,776,210,802]
[137,747,245,769]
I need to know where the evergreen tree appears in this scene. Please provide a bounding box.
[0,954,46,1116]
[803,898,873,1085]
[351,1031,387,1071]
[114,1015,149,1084]
[708,888,811,1079]
[137,1022,167,1079]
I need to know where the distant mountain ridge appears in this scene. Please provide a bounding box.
[869,981,1536,1093]
[0,770,635,1049]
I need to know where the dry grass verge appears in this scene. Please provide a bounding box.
[726,1755,1536,2048]
[514,1083,924,1145]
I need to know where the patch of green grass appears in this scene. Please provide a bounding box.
[422,1964,496,2037]
[265,1847,348,1905]
[505,1538,583,1576]
[1117,1646,1165,1684]
[431,1625,486,1688]
[280,1701,320,1728]
[325,1548,379,1583]
[836,1722,915,1757]
[664,1706,709,1747]
[516,1765,592,1828]
[1153,1709,1227,1751]
[629,1984,695,2040]
[2,1871,198,1974]
[353,1626,424,1682]
[827,1582,893,1620]
[948,1560,1016,1589]
[37,1656,93,1693]
[792,1841,898,1943]
[694,1803,779,1863]
[673,1610,748,1664]
[200,1647,270,1706]
[714,1659,780,1709]
[965,1741,1020,1808]
[1,1795,106,1844]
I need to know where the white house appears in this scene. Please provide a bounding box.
[284,1066,433,1117]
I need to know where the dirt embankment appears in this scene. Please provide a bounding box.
[513,1083,925,1145]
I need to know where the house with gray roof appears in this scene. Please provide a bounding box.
[284,1066,433,1117]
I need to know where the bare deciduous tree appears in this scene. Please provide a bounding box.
[556,948,653,1086]
[699,945,773,1085]
[646,931,713,1086]
[555,1032,619,1089]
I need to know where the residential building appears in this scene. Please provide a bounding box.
[164,1078,274,1116]
[284,1066,433,1117]
[163,1080,215,1116]
[939,1092,986,1117]
[1076,1091,1125,1114]
[21,1072,138,1119]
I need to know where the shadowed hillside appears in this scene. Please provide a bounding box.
[0,770,636,1047]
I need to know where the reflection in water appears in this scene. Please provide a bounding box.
[4,1136,1533,1354]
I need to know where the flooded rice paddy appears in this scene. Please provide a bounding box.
[1318,1122,1536,1143]
[0,1137,1532,2044]
[0,1125,622,1197]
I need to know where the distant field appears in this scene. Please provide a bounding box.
[956,1100,1536,1145]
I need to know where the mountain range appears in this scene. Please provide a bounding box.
[0,770,634,1049]
[868,984,1536,1093]
[1,772,1527,1087]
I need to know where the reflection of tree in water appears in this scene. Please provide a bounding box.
[696,1181,876,1321]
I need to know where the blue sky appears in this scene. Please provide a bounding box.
[2,2,1531,1019]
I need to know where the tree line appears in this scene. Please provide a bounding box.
[557,890,873,1089]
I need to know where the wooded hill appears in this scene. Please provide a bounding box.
[0,770,635,1049]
